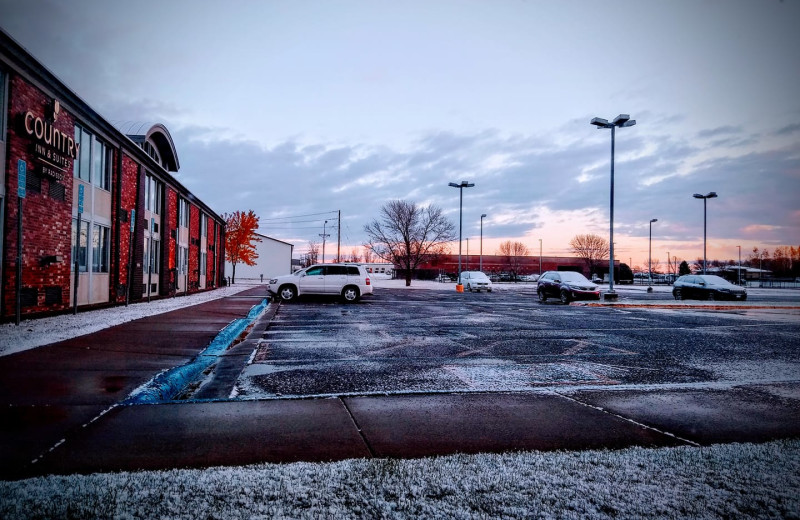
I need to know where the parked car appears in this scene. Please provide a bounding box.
[268,263,373,303]
[672,275,747,301]
[537,271,600,303]
[460,271,493,292]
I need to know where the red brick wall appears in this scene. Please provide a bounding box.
[188,204,199,292]
[2,75,76,317]
[115,154,140,300]
[205,215,216,287]
[159,187,178,294]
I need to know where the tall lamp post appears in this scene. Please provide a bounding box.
[449,181,475,285]
[648,218,658,291]
[480,214,487,272]
[591,114,636,300]
[539,239,543,276]
[693,192,717,274]
[737,245,742,285]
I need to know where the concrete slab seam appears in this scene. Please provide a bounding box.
[552,391,701,447]
[339,397,377,458]
[122,299,270,405]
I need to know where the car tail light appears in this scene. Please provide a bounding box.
[366,277,371,285]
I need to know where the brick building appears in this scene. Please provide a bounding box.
[396,254,619,281]
[0,29,226,321]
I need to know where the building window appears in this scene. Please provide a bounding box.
[201,214,207,237]
[92,138,111,190]
[73,125,92,182]
[200,252,207,275]
[71,219,89,272]
[145,174,163,215]
[177,246,189,274]
[92,224,110,273]
[178,198,190,228]
[143,238,160,275]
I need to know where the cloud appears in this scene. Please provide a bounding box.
[774,123,800,136]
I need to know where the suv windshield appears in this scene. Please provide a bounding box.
[560,272,590,283]
[700,275,730,286]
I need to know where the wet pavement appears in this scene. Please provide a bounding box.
[1,284,798,480]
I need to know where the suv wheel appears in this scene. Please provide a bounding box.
[560,289,572,304]
[342,286,360,303]
[538,288,547,302]
[279,285,297,302]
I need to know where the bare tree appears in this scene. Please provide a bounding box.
[364,200,456,286]
[497,240,530,280]
[362,248,374,264]
[306,241,320,267]
[648,258,661,275]
[348,248,361,263]
[569,234,609,277]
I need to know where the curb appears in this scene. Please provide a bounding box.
[123,298,269,404]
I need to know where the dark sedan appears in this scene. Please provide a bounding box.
[672,275,747,301]
[537,271,601,304]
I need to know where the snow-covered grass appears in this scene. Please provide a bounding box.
[1,440,797,519]
[0,283,258,357]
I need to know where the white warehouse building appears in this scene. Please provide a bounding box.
[224,233,293,283]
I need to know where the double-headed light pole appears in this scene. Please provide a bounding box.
[693,192,717,274]
[591,114,636,299]
[449,181,475,284]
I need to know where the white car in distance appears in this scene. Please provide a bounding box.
[268,264,373,303]
[460,271,493,292]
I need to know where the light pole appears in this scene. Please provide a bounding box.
[480,214,487,272]
[539,239,542,276]
[648,218,657,291]
[466,238,470,270]
[449,181,475,285]
[591,114,636,300]
[737,245,742,285]
[320,220,329,264]
[693,192,718,274]
[667,251,670,279]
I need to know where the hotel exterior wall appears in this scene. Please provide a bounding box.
[1,29,227,320]
[2,75,76,316]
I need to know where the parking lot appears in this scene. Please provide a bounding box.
[235,284,800,399]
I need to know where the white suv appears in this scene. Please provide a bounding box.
[460,271,493,292]
[268,264,373,303]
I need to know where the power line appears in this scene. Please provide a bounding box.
[260,210,338,221]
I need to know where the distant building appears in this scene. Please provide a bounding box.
[224,233,293,282]
[396,254,619,280]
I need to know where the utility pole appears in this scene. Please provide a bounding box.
[337,210,341,262]
[320,220,330,264]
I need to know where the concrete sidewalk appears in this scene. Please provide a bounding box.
[1,288,798,480]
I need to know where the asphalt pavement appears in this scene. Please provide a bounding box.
[1,284,798,481]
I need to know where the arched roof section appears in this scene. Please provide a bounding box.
[112,121,180,172]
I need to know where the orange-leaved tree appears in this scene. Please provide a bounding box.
[223,210,261,284]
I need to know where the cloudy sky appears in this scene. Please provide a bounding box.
[2,0,798,268]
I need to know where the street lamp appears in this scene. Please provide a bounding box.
[737,245,742,285]
[591,114,636,300]
[480,214,487,272]
[693,192,718,274]
[449,181,475,285]
[466,238,470,270]
[648,218,657,291]
[539,239,543,276]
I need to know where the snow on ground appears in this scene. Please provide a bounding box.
[0,283,258,357]
[1,440,797,519]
